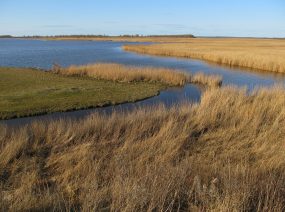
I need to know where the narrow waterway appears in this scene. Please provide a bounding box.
[0,39,284,126]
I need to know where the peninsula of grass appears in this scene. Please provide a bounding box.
[0,64,221,120]
[124,38,285,73]
[0,67,166,119]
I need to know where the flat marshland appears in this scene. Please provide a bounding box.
[123,38,285,73]
[0,67,164,119]
[0,65,221,119]
[1,39,285,211]
[1,86,285,211]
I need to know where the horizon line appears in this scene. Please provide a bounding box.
[0,34,284,39]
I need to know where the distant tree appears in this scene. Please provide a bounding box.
[0,35,13,38]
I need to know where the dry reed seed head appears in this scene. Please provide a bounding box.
[0,125,8,143]
[2,86,285,210]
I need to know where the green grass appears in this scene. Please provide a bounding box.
[0,67,166,119]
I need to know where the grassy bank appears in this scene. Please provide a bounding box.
[0,64,221,120]
[55,63,222,87]
[0,67,166,119]
[124,38,285,73]
[1,86,285,211]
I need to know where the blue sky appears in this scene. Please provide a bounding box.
[0,0,284,37]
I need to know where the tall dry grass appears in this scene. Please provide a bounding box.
[1,86,285,211]
[54,63,222,87]
[124,38,285,73]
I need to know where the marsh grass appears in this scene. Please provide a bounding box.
[0,67,166,119]
[123,38,285,73]
[55,63,222,87]
[0,65,221,120]
[1,86,285,211]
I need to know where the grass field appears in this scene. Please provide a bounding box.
[123,38,285,73]
[0,67,166,119]
[1,86,285,211]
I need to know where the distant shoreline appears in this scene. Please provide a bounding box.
[1,34,284,40]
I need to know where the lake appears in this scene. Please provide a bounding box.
[0,38,284,126]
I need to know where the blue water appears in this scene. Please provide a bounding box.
[1,39,284,89]
[0,38,284,126]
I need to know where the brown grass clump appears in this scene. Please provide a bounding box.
[124,38,285,73]
[1,86,285,211]
[190,72,222,87]
[54,63,222,87]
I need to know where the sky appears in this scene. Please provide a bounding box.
[0,0,284,37]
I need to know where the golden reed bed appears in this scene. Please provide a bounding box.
[1,86,285,211]
[123,38,285,73]
[54,63,222,87]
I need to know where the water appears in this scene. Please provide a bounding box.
[1,39,284,88]
[2,84,201,127]
[0,38,284,126]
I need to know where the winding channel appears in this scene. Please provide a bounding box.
[0,39,284,126]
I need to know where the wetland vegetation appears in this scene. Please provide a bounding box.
[0,67,165,119]
[1,86,285,211]
[1,36,285,212]
[0,64,221,120]
[124,38,285,73]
